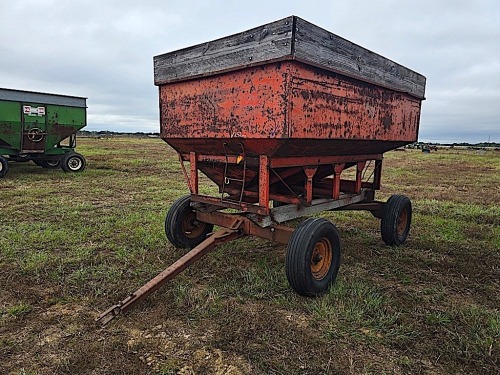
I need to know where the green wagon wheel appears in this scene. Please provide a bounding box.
[10,154,30,163]
[34,159,61,169]
[0,156,9,178]
[61,152,86,172]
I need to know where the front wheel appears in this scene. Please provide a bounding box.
[61,152,86,172]
[286,218,341,296]
[0,156,9,178]
[380,195,412,246]
[165,195,214,249]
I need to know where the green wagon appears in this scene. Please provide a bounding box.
[0,88,87,178]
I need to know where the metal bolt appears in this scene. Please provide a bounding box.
[312,254,323,264]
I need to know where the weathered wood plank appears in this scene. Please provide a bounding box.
[154,16,426,99]
[154,16,294,85]
[293,17,426,99]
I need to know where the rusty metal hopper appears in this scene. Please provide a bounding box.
[154,16,426,205]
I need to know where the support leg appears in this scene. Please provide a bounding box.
[332,163,345,200]
[190,151,198,194]
[259,155,270,213]
[355,161,366,194]
[304,166,318,205]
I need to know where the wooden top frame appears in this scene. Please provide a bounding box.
[154,16,426,99]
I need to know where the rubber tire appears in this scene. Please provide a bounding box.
[165,195,214,249]
[34,159,61,169]
[380,195,412,246]
[286,218,341,297]
[61,152,86,172]
[0,156,9,178]
[10,154,30,163]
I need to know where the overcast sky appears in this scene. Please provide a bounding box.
[1,0,499,143]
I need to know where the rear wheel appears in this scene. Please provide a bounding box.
[0,156,9,178]
[61,152,86,172]
[286,218,341,296]
[380,195,412,246]
[165,195,214,249]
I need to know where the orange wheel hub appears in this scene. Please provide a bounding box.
[310,238,333,280]
[397,208,408,236]
[181,211,206,239]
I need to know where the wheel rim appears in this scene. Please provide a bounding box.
[310,238,333,280]
[47,160,59,167]
[67,156,82,171]
[397,207,408,236]
[0,163,3,172]
[181,211,206,239]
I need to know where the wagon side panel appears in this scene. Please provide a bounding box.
[288,63,421,144]
[159,63,289,142]
[45,105,87,149]
[0,100,21,152]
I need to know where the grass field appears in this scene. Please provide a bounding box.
[1,137,498,374]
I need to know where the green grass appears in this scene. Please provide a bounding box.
[0,139,498,374]
[308,279,416,345]
[1,302,32,318]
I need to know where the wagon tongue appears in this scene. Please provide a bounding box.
[96,227,243,326]
[95,301,130,326]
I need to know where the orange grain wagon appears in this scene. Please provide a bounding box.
[98,16,425,324]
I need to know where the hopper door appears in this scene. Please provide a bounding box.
[21,103,47,153]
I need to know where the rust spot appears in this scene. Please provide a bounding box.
[381,116,393,129]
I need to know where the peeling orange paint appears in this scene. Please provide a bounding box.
[159,61,421,155]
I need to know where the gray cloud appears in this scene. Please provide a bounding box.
[1,0,499,142]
